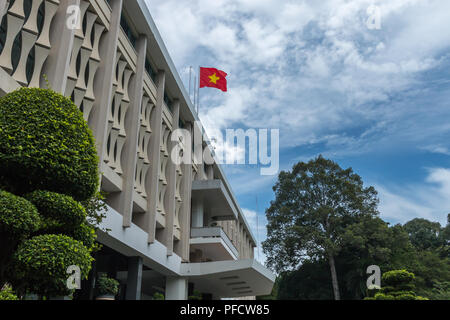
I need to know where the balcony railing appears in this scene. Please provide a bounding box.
[191,227,239,259]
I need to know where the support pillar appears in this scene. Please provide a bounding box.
[191,198,204,228]
[0,0,8,20]
[42,0,80,93]
[165,277,188,300]
[125,256,143,300]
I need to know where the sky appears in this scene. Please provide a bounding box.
[145,0,450,263]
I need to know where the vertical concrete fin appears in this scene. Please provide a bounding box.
[90,0,123,167]
[120,35,147,228]
[146,70,165,243]
[163,100,180,255]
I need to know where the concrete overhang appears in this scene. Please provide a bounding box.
[97,205,182,276]
[180,259,276,298]
[192,180,238,221]
[190,227,239,261]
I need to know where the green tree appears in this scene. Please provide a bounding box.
[404,218,444,250]
[263,156,379,300]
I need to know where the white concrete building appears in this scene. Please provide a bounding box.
[0,0,275,300]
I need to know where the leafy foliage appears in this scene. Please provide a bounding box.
[11,234,93,297]
[370,270,428,300]
[404,218,445,250]
[188,290,203,300]
[95,274,119,296]
[0,190,40,240]
[0,190,41,285]
[0,284,18,300]
[263,156,379,299]
[269,157,449,300]
[25,190,87,232]
[152,292,165,300]
[0,88,104,297]
[0,88,99,201]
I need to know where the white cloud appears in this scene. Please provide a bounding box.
[146,0,450,154]
[377,167,450,225]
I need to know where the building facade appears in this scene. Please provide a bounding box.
[0,0,275,299]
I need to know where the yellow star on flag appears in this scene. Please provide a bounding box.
[209,73,220,84]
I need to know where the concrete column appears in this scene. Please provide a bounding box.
[109,34,147,228]
[178,122,193,261]
[191,198,204,228]
[42,0,80,93]
[206,165,214,180]
[163,100,180,255]
[146,70,165,243]
[165,277,188,300]
[125,256,143,300]
[89,0,123,165]
[0,0,8,20]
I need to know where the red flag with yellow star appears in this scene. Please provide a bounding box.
[199,67,227,92]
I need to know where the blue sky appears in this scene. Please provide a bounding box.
[145,0,450,262]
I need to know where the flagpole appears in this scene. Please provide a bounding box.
[193,73,197,110]
[188,66,192,102]
[256,195,260,262]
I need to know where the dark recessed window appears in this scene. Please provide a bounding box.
[120,14,137,48]
[164,92,173,112]
[145,58,156,83]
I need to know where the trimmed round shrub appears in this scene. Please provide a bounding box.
[25,190,86,231]
[0,88,99,201]
[382,270,415,287]
[0,190,40,240]
[11,234,93,297]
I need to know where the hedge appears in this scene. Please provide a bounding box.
[0,88,99,201]
[11,234,93,297]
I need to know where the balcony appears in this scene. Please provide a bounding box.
[190,227,239,262]
[191,179,238,221]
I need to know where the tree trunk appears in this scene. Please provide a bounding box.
[328,254,340,300]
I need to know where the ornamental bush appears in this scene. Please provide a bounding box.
[371,270,428,300]
[25,190,87,232]
[0,190,40,286]
[11,234,93,297]
[382,270,415,287]
[0,88,99,201]
[95,274,120,296]
[0,190,40,240]
[69,222,98,252]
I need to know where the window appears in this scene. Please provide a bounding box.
[120,14,137,48]
[145,58,157,83]
[164,92,173,112]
